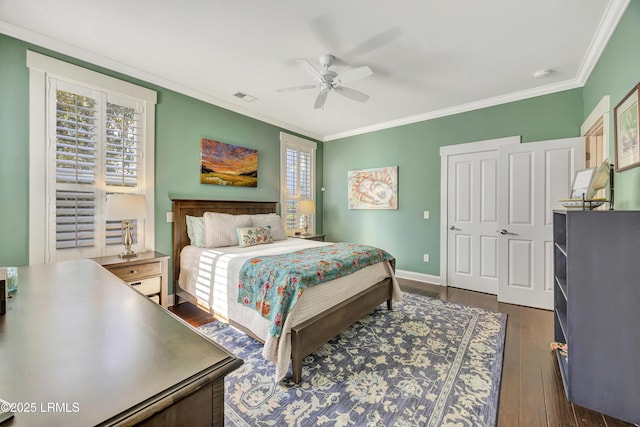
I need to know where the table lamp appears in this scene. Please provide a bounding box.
[105,194,147,258]
[297,199,315,236]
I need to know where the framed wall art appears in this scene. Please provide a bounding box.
[348,166,398,209]
[200,138,258,187]
[614,83,640,172]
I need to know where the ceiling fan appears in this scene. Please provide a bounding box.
[277,54,373,109]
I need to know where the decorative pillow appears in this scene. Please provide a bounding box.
[204,212,252,247]
[236,226,273,248]
[185,215,205,247]
[251,214,288,241]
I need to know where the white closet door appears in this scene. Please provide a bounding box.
[497,137,584,309]
[447,150,500,294]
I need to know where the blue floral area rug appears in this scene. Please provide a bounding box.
[199,291,507,426]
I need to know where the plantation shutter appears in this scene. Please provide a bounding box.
[105,98,140,187]
[280,133,316,233]
[28,51,157,265]
[105,95,143,247]
[54,85,99,253]
[50,81,145,260]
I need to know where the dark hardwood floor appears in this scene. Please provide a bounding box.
[169,279,634,427]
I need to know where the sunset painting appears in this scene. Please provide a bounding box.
[200,138,258,187]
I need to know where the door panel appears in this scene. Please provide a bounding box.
[545,149,572,225]
[497,137,584,309]
[455,161,472,222]
[447,151,499,294]
[480,236,498,278]
[509,152,534,225]
[480,158,497,222]
[508,239,533,288]
[455,234,472,275]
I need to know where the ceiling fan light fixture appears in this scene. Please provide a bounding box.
[276,53,373,110]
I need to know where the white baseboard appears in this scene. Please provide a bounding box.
[395,270,443,286]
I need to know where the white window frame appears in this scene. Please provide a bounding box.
[280,132,317,235]
[27,51,157,264]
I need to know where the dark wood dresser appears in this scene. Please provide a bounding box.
[0,260,242,426]
[552,210,640,425]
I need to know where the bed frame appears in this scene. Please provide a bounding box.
[172,199,393,383]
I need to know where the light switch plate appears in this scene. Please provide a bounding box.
[166,212,174,223]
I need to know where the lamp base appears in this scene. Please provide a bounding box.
[119,220,138,258]
[118,252,138,259]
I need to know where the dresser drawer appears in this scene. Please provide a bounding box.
[108,261,161,282]
[92,252,169,308]
[131,277,161,298]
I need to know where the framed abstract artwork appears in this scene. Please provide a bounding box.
[348,166,398,209]
[614,83,640,172]
[200,138,258,187]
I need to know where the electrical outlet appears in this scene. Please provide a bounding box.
[423,211,430,219]
[423,254,429,262]
[166,212,174,223]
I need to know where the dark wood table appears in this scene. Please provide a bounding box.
[0,260,242,426]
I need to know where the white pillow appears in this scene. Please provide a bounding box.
[203,212,252,247]
[251,214,288,241]
[185,215,205,247]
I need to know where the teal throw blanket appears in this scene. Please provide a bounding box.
[238,243,394,337]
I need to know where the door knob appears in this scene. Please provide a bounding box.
[499,229,513,235]
[449,225,457,230]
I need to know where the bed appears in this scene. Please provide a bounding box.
[172,199,401,383]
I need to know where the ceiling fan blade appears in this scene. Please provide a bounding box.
[314,89,330,109]
[345,27,403,59]
[297,59,323,81]
[309,15,342,54]
[333,86,370,103]
[276,84,317,93]
[333,66,373,85]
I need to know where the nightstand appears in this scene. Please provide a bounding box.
[292,234,326,242]
[93,251,170,308]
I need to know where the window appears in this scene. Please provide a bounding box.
[28,52,157,264]
[280,132,316,234]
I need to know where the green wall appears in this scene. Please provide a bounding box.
[2,0,640,284]
[0,35,29,267]
[323,0,640,277]
[583,0,640,210]
[323,90,584,276]
[0,34,323,291]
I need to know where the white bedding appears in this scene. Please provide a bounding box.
[178,238,401,381]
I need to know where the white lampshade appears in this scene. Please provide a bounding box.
[297,199,315,215]
[105,194,147,220]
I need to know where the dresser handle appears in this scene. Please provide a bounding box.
[130,270,138,274]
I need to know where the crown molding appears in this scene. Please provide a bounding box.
[323,78,582,141]
[576,0,630,84]
[0,20,323,142]
[324,0,630,142]
[2,0,629,144]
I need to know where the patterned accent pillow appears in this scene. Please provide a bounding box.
[236,226,273,248]
[251,214,288,241]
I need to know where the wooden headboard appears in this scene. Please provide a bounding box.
[171,199,277,287]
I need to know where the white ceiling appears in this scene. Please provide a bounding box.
[0,1,629,141]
